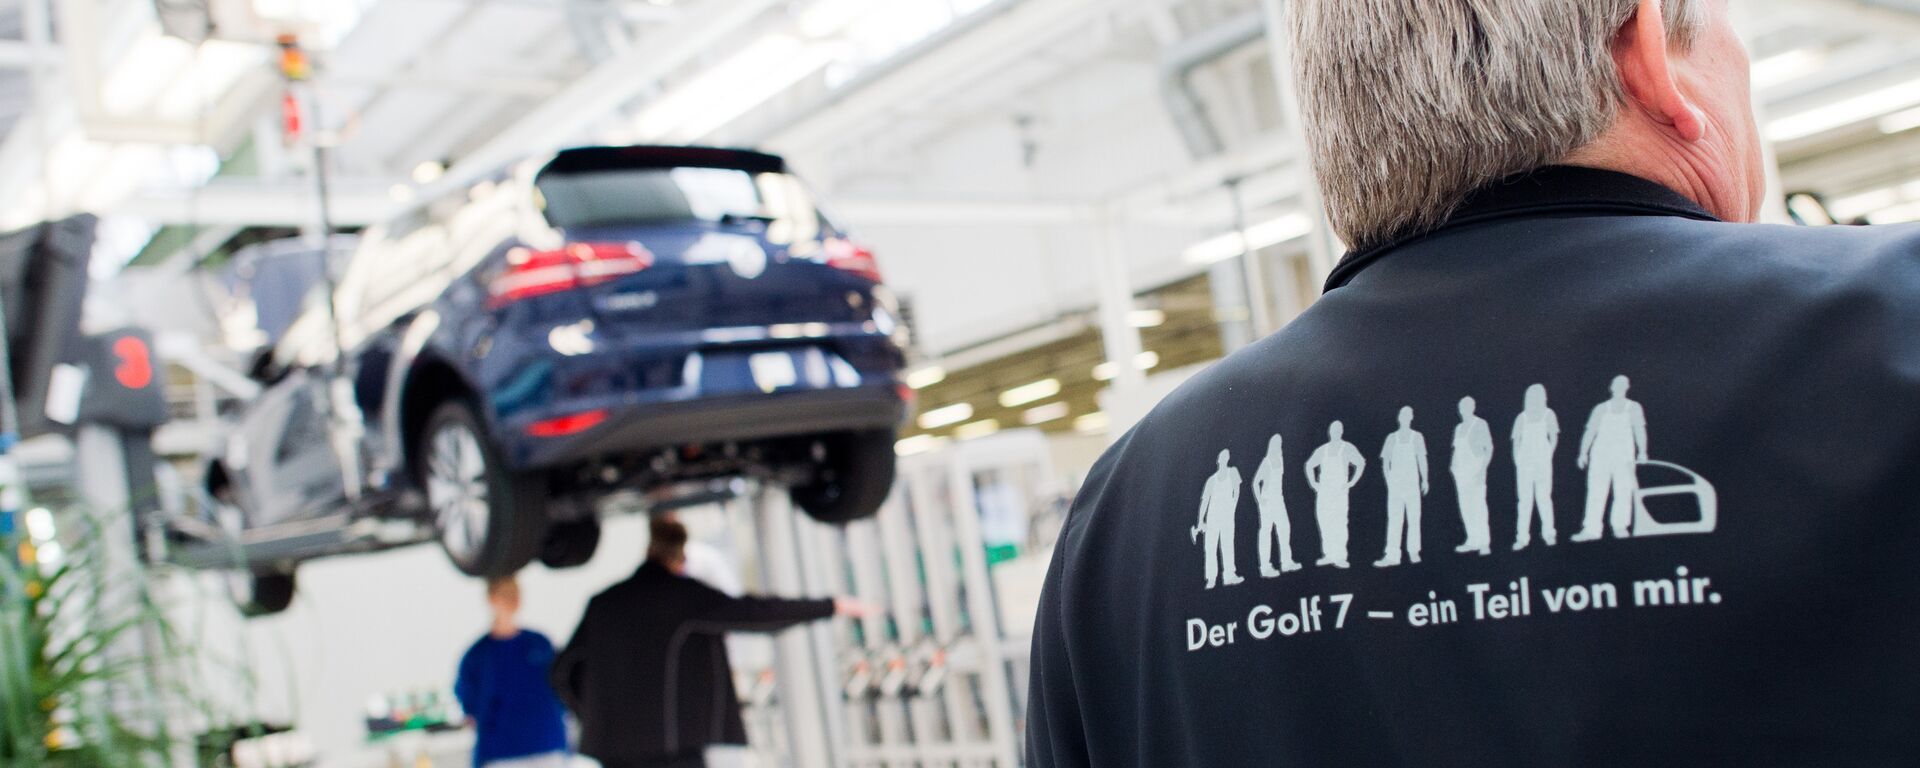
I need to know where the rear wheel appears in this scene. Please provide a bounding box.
[790,429,897,524]
[420,401,550,577]
[539,519,601,569]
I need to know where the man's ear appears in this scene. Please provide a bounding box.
[1614,0,1706,142]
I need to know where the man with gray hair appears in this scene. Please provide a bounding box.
[1028,1,1920,765]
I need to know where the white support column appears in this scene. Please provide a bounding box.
[1227,177,1278,337]
[873,482,950,767]
[754,486,840,768]
[1258,0,1341,285]
[1090,210,1148,436]
[941,456,1020,767]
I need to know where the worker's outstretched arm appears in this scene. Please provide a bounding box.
[689,585,838,633]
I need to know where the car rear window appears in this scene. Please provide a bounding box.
[537,167,776,227]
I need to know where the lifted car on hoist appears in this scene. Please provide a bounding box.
[174,146,911,615]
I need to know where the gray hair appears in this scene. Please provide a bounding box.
[1288,0,1706,250]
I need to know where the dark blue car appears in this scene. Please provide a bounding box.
[184,146,910,614]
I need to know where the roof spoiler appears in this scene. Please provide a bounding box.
[539,145,788,176]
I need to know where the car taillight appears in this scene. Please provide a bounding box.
[489,241,653,306]
[824,237,882,283]
[525,409,609,437]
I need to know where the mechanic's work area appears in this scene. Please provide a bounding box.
[2,0,1920,766]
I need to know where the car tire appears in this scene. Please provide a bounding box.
[234,570,296,618]
[791,429,897,524]
[419,400,550,577]
[540,519,601,569]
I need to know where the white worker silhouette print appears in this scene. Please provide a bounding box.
[1375,407,1429,568]
[1511,384,1560,550]
[1576,375,1649,541]
[1192,449,1245,589]
[1305,421,1365,569]
[1178,374,1718,591]
[1251,435,1302,577]
[1451,397,1494,556]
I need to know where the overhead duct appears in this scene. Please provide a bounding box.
[1158,11,1264,158]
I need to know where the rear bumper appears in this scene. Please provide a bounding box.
[502,385,905,470]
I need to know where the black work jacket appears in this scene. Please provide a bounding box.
[1027,167,1920,766]
[551,561,832,763]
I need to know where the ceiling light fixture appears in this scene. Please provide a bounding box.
[1074,412,1110,434]
[917,402,973,429]
[1879,105,1920,135]
[1768,76,1920,143]
[412,161,446,184]
[998,378,1061,408]
[1749,48,1824,90]
[1093,351,1161,381]
[894,434,946,456]
[1183,213,1314,264]
[1022,402,1070,425]
[905,366,946,389]
[1128,309,1166,328]
[954,419,1001,441]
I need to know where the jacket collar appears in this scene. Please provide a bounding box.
[1323,165,1720,291]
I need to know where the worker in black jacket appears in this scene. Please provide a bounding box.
[1028,1,1920,766]
[551,517,866,768]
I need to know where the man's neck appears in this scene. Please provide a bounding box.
[1561,121,1749,223]
[489,621,519,640]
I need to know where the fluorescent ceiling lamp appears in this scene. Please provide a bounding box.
[251,0,367,47]
[1750,48,1823,90]
[905,366,946,389]
[841,0,955,61]
[1831,178,1920,221]
[632,34,832,141]
[413,161,446,184]
[1093,351,1161,381]
[1768,76,1920,142]
[101,33,195,115]
[1184,213,1313,264]
[895,434,947,456]
[1880,105,1920,135]
[998,378,1061,408]
[1074,412,1110,434]
[1022,402,1070,425]
[1128,309,1166,328]
[155,40,263,121]
[917,402,973,429]
[953,419,1001,441]
[1869,199,1920,225]
[798,0,885,37]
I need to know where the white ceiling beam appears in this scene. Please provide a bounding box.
[112,179,396,227]
[321,73,564,97]
[758,0,1122,154]
[415,0,785,203]
[0,41,59,69]
[834,198,1094,226]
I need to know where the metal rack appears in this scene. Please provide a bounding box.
[737,429,1056,768]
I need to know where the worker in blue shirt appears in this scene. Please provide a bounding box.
[454,575,569,768]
